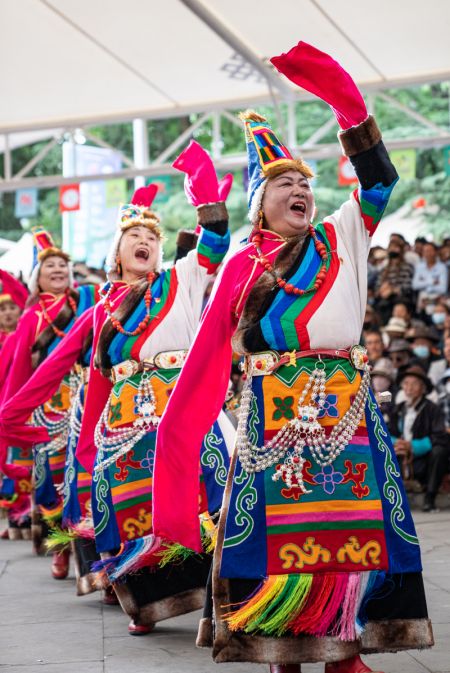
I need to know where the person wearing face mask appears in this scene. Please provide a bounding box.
[0,228,98,573]
[75,158,233,636]
[374,241,414,324]
[430,300,450,343]
[388,366,449,512]
[405,325,441,375]
[154,41,432,673]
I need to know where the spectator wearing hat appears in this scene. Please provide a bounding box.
[391,299,424,330]
[371,357,395,396]
[371,357,395,421]
[388,365,449,511]
[382,316,408,347]
[412,241,448,300]
[405,324,442,375]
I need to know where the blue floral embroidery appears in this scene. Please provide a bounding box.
[316,393,339,419]
[141,448,155,473]
[314,464,344,494]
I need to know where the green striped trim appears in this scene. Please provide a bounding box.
[267,520,384,535]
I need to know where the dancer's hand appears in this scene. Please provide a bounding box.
[271,41,367,130]
[173,140,233,206]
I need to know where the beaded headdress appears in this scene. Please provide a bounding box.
[239,110,314,225]
[118,184,162,238]
[28,226,72,293]
[106,183,163,278]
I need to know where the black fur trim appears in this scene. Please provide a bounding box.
[338,115,381,156]
[95,279,150,375]
[80,329,94,365]
[31,289,79,369]
[197,202,228,236]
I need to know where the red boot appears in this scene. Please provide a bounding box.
[102,585,119,606]
[325,655,384,673]
[128,620,154,636]
[269,666,301,673]
[51,549,70,579]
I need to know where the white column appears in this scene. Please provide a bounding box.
[133,118,149,189]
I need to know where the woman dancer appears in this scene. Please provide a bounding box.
[76,155,233,635]
[0,228,97,576]
[154,42,433,673]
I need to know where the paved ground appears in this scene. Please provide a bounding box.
[0,509,449,673]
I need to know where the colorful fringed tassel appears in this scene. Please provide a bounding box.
[333,572,361,640]
[70,521,95,540]
[225,574,314,636]
[356,570,385,633]
[45,526,75,551]
[156,542,197,568]
[225,572,376,640]
[40,502,63,527]
[92,534,162,582]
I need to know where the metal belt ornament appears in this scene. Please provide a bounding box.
[236,345,371,493]
[94,350,187,472]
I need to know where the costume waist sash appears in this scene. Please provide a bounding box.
[243,345,368,377]
[110,349,188,383]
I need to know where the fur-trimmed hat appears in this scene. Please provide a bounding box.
[105,183,163,279]
[28,226,73,294]
[239,110,314,225]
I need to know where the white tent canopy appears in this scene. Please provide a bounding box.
[2,0,450,134]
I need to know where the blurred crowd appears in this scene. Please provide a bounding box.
[364,234,450,512]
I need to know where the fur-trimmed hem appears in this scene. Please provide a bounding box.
[139,588,206,624]
[361,618,434,653]
[76,572,101,597]
[31,524,45,555]
[197,202,227,226]
[7,527,22,540]
[112,583,206,625]
[210,618,434,664]
[213,632,360,664]
[196,617,213,648]
[338,115,381,157]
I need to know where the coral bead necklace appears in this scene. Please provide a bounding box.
[252,224,328,296]
[104,272,156,336]
[40,289,78,339]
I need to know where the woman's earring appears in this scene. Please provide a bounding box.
[258,209,264,230]
[116,256,122,276]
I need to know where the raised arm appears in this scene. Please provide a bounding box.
[271,41,398,243]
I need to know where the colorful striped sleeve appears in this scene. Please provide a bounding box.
[353,179,397,237]
[197,226,230,274]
